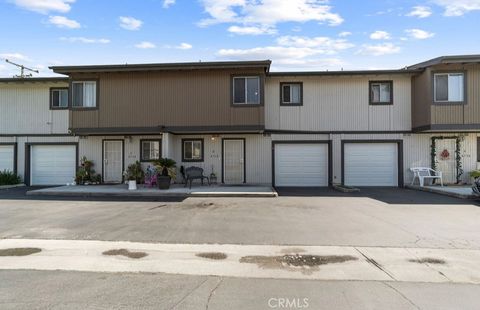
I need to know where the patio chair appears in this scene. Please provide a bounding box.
[410,167,443,187]
[184,166,210,189]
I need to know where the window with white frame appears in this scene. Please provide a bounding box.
[370,81,392,104]
[183,139,203,162]
[434,73,464,103]
[72,81,97,108]
[140,140,161,162]
[50,88,69,109]
[281,83,302,105]
[233,76,260,104]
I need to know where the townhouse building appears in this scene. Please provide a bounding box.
[1,55,479,188]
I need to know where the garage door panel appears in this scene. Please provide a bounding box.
[0,145,15,172]
[344,143,398,187]
[275,144,329,187]
[31,145,76,185]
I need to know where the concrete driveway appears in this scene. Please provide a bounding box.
[1,186,480,309]
[1,186,479,249]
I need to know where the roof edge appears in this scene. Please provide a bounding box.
[268,69,422,77]
[50,60,272,74]
[0,77,69,83]
[408,54,480,69]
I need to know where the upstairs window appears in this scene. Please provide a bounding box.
[281,82,302,105]
[140,140,161,162]
[182,139,204,162]
[369,81,393,105]
[50,88,69,109]
[72,81,97,108]
[233,76,260,105]
[434,73,464,103]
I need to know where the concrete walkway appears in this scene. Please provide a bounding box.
[26,184,277,198]
[1,239,479,284]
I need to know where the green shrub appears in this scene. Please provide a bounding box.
[0,170,21,186]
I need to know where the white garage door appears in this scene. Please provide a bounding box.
[31,145,76,185]
[0,145,14,172]
[275,143,329,187]
[344,143,398,187]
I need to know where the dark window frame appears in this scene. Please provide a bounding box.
[280,82,303,106]
[139,139,162,162]
[230,74,264,107]
[181,138,204,162]
[69,79,99,110]
[49,87,69,110]
[369,80,393,105]
[477,137,480,162]
[432,70,467,105]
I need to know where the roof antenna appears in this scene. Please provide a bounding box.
[5,59,39,78]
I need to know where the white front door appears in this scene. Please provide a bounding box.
[223,139,245,184]
[435,139,457,183]
[274,144,329,187]
[31,145,76,185]
[103,140,123,183]
[0,145,14,172]
[344,143,398,187]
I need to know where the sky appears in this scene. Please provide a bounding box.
[0,0,479,77]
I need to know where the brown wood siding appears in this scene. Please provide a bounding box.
[412,68,432,128]
[463,64,480,124]
[69,69,265,130]
[413,64,480,128]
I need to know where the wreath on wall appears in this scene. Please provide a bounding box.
[430,136,464,184]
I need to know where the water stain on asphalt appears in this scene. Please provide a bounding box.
[196,252,228,260]
[102,249,148,259]
[408,257,446,265]
[240,254,358,274]
[0,247,42,256]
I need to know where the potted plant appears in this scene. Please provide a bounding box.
[75,156,101,185]
[153,158,177,189]
[124,161,145,190]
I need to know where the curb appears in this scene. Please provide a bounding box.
[26,190,278,198]
[0,184,26,190]
[405,185,477,199]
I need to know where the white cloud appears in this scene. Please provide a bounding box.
[217,34,353,69]
[198,0,343,35]
[228,25,276,35]
[0,53,31,61]
[276,36,354,52]
[48,15,80,28]
[338,31,352,37]
[119,16,143,31]
[433,0,480,16]
[369,31,391,40]
[357,43,401,56]
[405,28,435,39]
[176,43,192,50]
[163,0,175,8]
[60,37,110,44]
[135,41,156,49]
[12,0,75,14]
[406,6,432,18]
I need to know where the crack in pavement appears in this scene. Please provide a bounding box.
[206,277,223,310]
[354,247,396,281]
[169,277,210,310]
[383,282,421,310]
